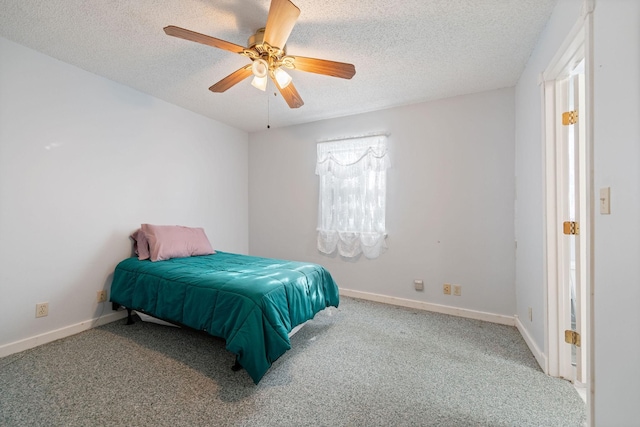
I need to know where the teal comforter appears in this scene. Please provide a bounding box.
[110,252,340,383]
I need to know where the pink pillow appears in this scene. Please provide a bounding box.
[130,229,150,260]
[141,224,215,262]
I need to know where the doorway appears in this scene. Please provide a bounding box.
[542,4,594,425]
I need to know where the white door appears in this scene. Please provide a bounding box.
[556,66,587,385]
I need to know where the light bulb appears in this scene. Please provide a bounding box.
[251,58,268,78]
[273,67,292,88]
[251,75,267,91]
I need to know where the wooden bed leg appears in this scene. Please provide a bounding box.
[126,308,135,325]
[231,356,243,372]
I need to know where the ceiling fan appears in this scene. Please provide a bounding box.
[164,0,356,109]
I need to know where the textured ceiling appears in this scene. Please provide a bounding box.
[0,0,556,133]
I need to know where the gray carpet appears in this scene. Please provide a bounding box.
[0,297,585,426]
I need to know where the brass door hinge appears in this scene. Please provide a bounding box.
[562,110,578,125]
[565,330,581,347]
[563,221,580,235]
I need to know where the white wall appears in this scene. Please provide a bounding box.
[0,37,249,351]
[592,1,640,424]
[515,0,640,424]
[249,88,516,318]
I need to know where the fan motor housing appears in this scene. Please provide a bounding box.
[247,28,265,48]
[248,28,286,57]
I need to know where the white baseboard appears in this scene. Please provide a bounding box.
[339,288,515,326]
[515,314,548,373]
[2,293,545,370]
[0,309,128,358]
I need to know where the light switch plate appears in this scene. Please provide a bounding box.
[600,187,611,214]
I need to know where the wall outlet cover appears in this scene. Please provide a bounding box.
[97,290,108,303]
[36,302,49,318]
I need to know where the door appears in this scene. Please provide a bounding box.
[556,65,587,385]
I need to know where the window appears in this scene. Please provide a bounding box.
[315,135,389,259]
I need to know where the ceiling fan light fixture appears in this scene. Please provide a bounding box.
[251,58,269,78]
[273,67,292,89]
[251,75,268,91]
[165,0,354,108]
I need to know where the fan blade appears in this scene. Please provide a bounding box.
[209,65,253,92]
[272,78,304,108]
[164,26,245,54]
[291,56,356,79]
[263,0,300,49]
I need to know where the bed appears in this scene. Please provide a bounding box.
[110,251,340,384]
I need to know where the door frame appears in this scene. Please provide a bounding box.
[541,0,594,424]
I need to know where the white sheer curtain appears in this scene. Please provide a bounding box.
[316,135,389,259]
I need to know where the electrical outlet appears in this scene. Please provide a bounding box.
[97,290,108,303]
[443,283,451,295]
[36,302,49,318]
[414,280,424,291]
[453,285,462,296]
